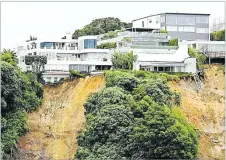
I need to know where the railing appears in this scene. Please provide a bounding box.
[131,45,178,50]
[97,31,168,41]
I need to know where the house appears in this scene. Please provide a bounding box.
[131,12,210,41]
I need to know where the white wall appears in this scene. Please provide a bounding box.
[147,15,161,29]
[184,58,196,73]
[133,18,148,28]
[132,15,161,29]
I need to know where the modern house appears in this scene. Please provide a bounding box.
[132,12,210,41]
[98,30,197,73]
[16,34,112,83]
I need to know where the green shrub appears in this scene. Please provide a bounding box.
[69,70,86,78]
[134,70,147,78]
[160,29,168,33]
[97,42,117,49]
[1,110,28,155]
[169,38,178,46]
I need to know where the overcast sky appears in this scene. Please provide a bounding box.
[1,1,225,50]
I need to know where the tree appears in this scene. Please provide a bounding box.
[188,47,207,70]
[129,96,198,159]
[72,17,131,39]
[111,51,137,70]
[210,29,225,41]
[25,55,47,74]
[1,59,43,158]
[75,71,198,159]
[0,49,18,67]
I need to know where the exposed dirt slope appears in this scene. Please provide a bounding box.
[169,64,225,160]
[17,76,105,160]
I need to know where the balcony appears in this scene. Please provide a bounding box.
[131,45,178,50]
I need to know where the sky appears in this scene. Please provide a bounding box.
[1,1,225,50]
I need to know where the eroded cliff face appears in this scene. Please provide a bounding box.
[169,65,225,160]
[15,65,224,160]
[17,76,105,160]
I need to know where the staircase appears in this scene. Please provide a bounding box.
[193,73,202,91]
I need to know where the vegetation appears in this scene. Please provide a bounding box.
[25,55,47,74]
[160,29,168,33]
[97,42,117,49]
[72,17,132,39]
[169,38,178,46]
[75,71,199,159]
[188,47,207,70]
[1,51,44,159]
[111,51,137,70]
[0,49,18,67]
[69,70,86,78]
[210,29,225,41]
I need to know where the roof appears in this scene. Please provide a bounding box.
[132,12,210,22]
[126,28,156,32]
[136,45,190,63]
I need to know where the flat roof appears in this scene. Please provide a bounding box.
[126,28,156,32]
[132,12,210,22]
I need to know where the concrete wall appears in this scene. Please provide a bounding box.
[184,58,197,73]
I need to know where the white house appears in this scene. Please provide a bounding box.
[17,34,112,83]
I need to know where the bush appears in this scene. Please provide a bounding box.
[169,38,178,46]
[160,29,168,33]
[105,71,140,92]
[97,42,117,49]
[133,70,147,78]
[69,70,86,78]
[1,110,28,155]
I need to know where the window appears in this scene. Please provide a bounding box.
[28,53,32,55]
[166,15,177,25]
[177,16,195,25]
[149,19,152,23]
[84,39,97,49]
[33,52,37,55]
[154,67,158,71]
[196,16,209,23]
[196,28,209,33]
[167,26,177,31]
[142,21,144,27]
[158,67,164,72]
[165,67,171,72]
[178,26,195,32]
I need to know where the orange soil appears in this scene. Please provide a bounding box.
[18,76,105,160]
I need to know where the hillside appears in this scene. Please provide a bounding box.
[169,64,225,159]
[14,65,225,159]
[17,76,105,160]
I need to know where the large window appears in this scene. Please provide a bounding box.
[196,28,209,33]
[40,42,54,49]
[178,26,195,32]
[166,15,177,25]
[177,16,195,25]
[167,26,177,31]
[84,39,97,49]
[142,21,144,27]
[196,16,209,24]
